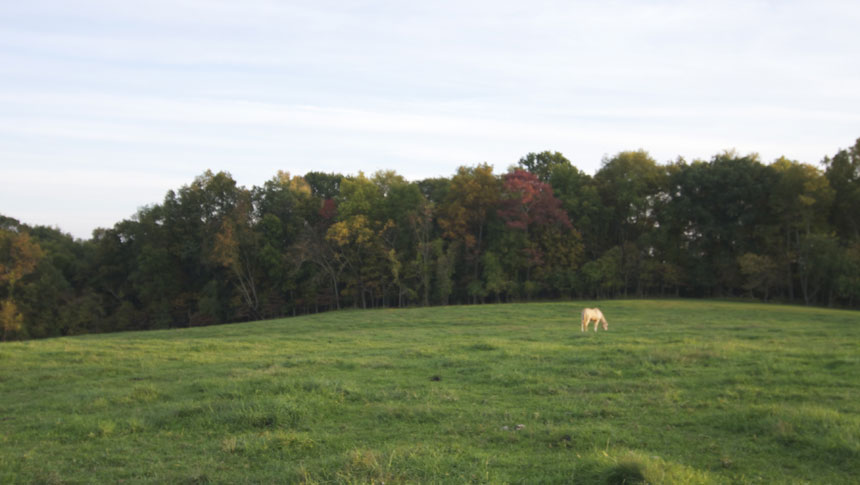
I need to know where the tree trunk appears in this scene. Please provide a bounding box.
[330,273,340,310]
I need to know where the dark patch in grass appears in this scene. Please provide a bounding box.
[333,359,358,370]
[400,349,435,359]
[527,384,565,396]
[375,405,442,425]
[174,404,207,419]
[824,359,853,370]
[468,343,498,351]
[605,460,646,484]
[182,473,211,485]
[430,375,441,381]
[251,414,277,429]
[31,469,66,485]
[188,343,218,353]
[598,408,620,418]
[209,401,305,431]
[241,410,288,430]
[126,385,160,403]
[552,434,574,449]
[365,360,395,369]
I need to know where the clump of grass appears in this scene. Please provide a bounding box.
[96,419,116,437]
[467,342,498,351]
[31,469,65,485]
[182,472,211,485]
[266,430,316,452]
[124,384,160,403]
[338,448,398,484]
[126,416,145,433]
[214,399,305,431]
[220,435,243,454]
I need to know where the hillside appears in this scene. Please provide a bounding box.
[1,300,858,484]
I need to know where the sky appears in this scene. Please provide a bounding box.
[2,0,859,239]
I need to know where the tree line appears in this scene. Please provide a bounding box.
[2,138,859,340]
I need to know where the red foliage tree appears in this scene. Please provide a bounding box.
[498,169,571,232]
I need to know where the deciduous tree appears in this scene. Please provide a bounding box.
[438,164,500,302]
[0,228,44,339]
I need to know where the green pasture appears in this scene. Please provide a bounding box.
[1,300,858,484]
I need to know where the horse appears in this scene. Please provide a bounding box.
[581,308,608,332]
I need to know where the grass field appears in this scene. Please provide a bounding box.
[1,300,858,484]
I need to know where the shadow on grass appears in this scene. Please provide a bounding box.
[605,460,647,484]
[575,450,712,485]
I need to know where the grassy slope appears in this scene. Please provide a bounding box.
[0,300,858,484]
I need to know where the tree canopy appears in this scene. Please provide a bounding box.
[3,138,859,340]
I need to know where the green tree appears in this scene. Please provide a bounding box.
[770,157,835,300]
[18,225,104,337]
[481,251,511,302]
[373,171,425,306]
[823,138,860,239]
[410,199,436,306]
[836,242,860,306]
[581,246,623,299]
[799,234,842,305]
[664,152,775,296]
[547,162,602,259]
[327,173,390,308]
[326,215,381,308]
[438,164,500,302]
[433,239,457,305]
[0,299,23,341]
[304,171,344,200]
[594,150,665,296]
[252,171,317,317]
[0,228,44,340]
[518,151,572,182]
[212,189,262,320]
[738,253,780,301]
[297,216,345,311]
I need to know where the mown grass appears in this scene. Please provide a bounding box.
[0,300,858,484]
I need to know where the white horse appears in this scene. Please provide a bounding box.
[581,308,608,332]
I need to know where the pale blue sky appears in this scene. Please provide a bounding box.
[2,0,859,239]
